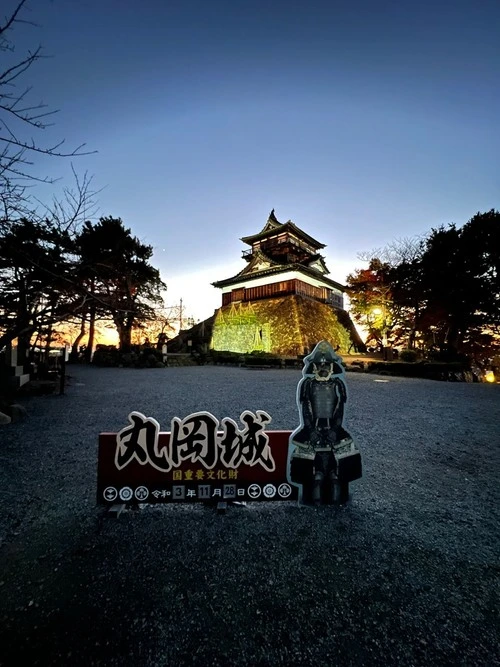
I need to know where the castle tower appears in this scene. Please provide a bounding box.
[210,210,361,355]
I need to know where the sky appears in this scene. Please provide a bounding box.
[6,0,500,323]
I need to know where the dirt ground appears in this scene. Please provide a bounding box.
[0,366,499,666]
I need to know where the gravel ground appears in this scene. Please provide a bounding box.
[0,365,499,667]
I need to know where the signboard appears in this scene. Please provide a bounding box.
[97,410,298,504]
[96,340,362,507]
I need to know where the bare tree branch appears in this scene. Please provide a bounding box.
[34,165,103,232]
[357,236,424,267]
[0,0,29,37]
[0,1,96,218]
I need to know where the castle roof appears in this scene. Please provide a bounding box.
[212,251,345,291]
[240,209,325,250]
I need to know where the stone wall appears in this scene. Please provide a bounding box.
[211,295,352,356]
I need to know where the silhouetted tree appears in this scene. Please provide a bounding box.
[76,217,166,351]
[0,217,77,354]
[416,210,500,356]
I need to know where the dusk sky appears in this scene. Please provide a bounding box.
[12,0,500,322]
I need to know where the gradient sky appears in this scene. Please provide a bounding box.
[9,0,500,322]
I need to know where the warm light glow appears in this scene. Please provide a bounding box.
[485,370,496,383]
[37,321,119,349]
[98,328,119,346]
[372,307,383,315]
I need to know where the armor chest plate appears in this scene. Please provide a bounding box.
[311,382,337,418]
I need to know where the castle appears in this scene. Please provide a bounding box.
[210,210,361,355]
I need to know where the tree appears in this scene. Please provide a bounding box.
[416,210,500,356]
[0,1,92,219]
[349,211,500,360]
[130,307,177,347]
[387,257,426,350]
[76,217,166,351]
[0,216,78,355]
[0,1,98,359]
[0,167,98,356]
[0,211,165,361]
[346,258,397,350]
[460,210,500,328]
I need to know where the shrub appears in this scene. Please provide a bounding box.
[244,355,282,367]
[92,346,164,368]
[211,350,244,365]
[92,347,120,367]
[399,349,419,363]
[367,361,470,380]
[247,350,275,357]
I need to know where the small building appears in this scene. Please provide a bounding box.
[211,210,363,355]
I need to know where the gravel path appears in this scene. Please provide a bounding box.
[0,366,499,666]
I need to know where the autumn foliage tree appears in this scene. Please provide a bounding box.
[346,259,396,349]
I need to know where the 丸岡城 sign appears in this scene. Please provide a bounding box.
[97,340,362,507]
[97,409,297,505]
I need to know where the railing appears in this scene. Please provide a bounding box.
[242,236,315,259]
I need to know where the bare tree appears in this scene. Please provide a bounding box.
[0,0,94,220]
[358,236,424,267]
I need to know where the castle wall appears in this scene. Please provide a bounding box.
[211,294,351,356]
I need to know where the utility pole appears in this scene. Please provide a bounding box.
[179,298,183,331]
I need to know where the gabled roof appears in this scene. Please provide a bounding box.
[305,254,330,275]
[257,208,281,235]
[240,210,326,249]
[238,248,279,276]
[212,262,345,292]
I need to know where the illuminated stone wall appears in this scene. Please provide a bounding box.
[211,295,351,355]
